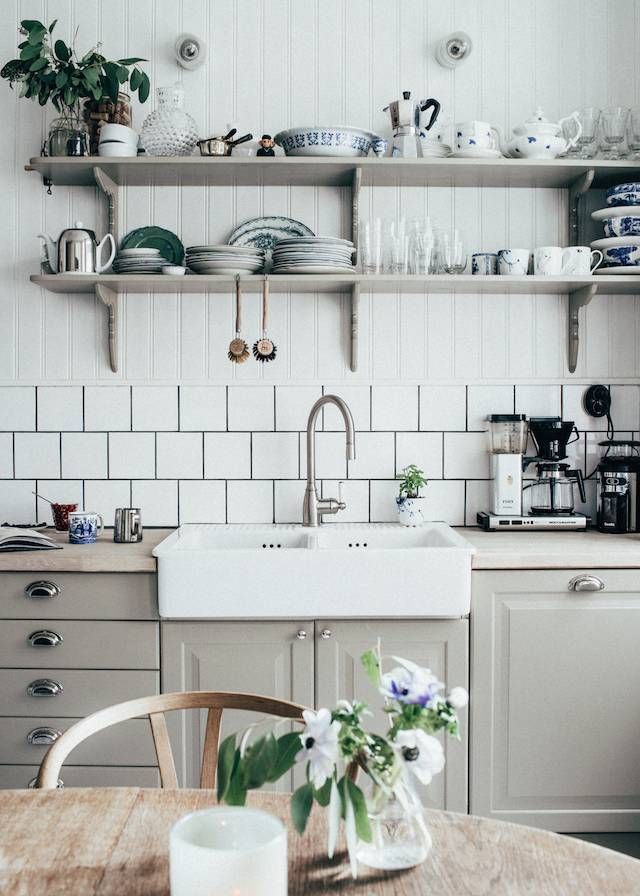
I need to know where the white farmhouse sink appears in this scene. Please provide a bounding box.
[154,523,474,619]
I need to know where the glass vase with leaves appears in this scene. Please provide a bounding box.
[1,18,149,156]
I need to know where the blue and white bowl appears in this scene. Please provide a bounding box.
[606,183,640,206]
[603,215,640,237]
[274,126,381,157]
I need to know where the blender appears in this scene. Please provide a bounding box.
[486,414,528,516]
[596,440,640,533]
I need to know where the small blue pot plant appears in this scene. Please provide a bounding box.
[396,465,428,526]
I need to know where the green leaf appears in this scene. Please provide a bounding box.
[138,71,150,103]
[82,65,99,86]
[225,758,247,806]
[20,19,45,32]
[63,86,74,107]
[346,778,372,842]
[116,65,129,83]
[19,44,42,61]
[240,734,278,790]
[29,57,48,72]
[49,19,58,33]
[129,68,142,91]
[216,734,237,801]
[54,40,70,62]
[117,57,146,65]
[55,70,68,88]
[266,731,301,783]
[361,648,381,688]
[28,26,47,46]
[291,782,314,834]
[314,777,332,807]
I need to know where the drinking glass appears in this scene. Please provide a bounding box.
[600,107,628,159]
[407,218,434,274]
[627,108,640,160]
[360,219,383,273]
[574,107,600,159]
[382,219,409,274]
[441,229,467,274]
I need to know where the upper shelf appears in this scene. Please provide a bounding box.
[26,156,640,189]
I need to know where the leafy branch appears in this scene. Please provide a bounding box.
[396,464,428,498]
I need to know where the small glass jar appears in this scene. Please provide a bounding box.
[140,85,198,156]
[48,115,89,157]
[356,789,431,871]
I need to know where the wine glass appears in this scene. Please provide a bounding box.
[600,107,628,160]
[441,229,467,274]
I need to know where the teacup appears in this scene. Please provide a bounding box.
[562,246,603,274]
[472,252,498,275]
[68,511,104,545]
[534,246,570,275]
[370,137,389,158]
[497,248,531,275]
[455,120,499,151]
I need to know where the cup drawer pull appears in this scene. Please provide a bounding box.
[24,580,61,600]
[568,574,605,592]
[27,726,62,745]
[28,629,63,648]
[28,776,63,789]
[27,678,63,698]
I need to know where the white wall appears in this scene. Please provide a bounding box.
[0,0,638,526]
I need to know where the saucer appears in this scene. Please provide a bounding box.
[592,206,640,221]
[590,236,640,249]
[450,148,503,159]
[595,266,640,275]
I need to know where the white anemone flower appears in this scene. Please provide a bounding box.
[447,686,469,709]
[296,708,340,789]
[395,728,445,785]
[379,656,444,708]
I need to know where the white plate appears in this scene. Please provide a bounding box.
[188,267,264,276]
[595,266,640,275]
[187,245,264,256]
[187,254,264,262]
[272,264,355,274]
[450,148,503,159]
[591,206,640,221]
[590,236,640,249]
[275,236,353,247]
[228,216,314,251]
[118,248,161,256]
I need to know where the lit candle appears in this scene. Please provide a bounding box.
[170,807,287,895]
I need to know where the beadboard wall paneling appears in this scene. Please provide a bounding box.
[1,0,639,385]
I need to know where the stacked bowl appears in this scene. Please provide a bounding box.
[98,123,138,157]
[113,248,169,273]
[592,182,640,274]
[271,237,355,273]
[186,245,265,275]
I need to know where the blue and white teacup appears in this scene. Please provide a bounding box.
[455,120,499,151]
[472,252,498,275]
[497,248,531,275]
[68,511,104,545]
[371,137,389,158]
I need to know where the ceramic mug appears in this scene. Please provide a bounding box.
[68,511,104,545]
[455,120,499,151]
[534,246,571,275]
[497,248,531,275]
[472,252,498,275]
[562,246,603,274]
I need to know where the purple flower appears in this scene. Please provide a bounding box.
[380,657,444,707]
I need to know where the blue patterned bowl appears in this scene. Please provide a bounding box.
[602,245,640,266]
[603,215,640,237]
[274,126,381,157]
[606,191,640,207]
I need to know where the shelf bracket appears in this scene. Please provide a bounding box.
[568,168,594,245]
[95,284,119,373]
[350,282,360,373]
[567,283,597,374]
[93,166,119,243]
[351,167,362,267]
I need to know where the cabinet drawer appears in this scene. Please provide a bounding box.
[0,717,157,766]
[0,765,160,790]
[0,620,159,669]
[0,573,157,620]
[0,669,159,717]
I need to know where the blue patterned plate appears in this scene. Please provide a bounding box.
[228,216,314,251]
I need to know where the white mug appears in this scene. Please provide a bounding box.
[534,246,569,275]
[497,248,531,275]
[562,245,603,274]
[455,120,499,151]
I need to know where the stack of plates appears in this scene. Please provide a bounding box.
[186,245,265,275]
[112,248,169,274]
[271,237,355,274]
[420,139,451,158]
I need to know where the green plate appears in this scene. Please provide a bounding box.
[120,227,185,266]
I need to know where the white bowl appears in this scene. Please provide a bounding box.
[162,265,186,276]
[274,125,380,157]
[98,143,138,157]
[99,123,138,145]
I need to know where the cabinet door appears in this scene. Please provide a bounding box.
[471,569,640,832]
[162,621,314,788]
[315,619,468,812]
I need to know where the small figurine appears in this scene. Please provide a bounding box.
[257,134,276,157]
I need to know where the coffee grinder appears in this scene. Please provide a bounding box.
[383,91,440,158]
[596,440,640,533]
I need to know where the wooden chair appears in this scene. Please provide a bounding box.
[36,691,307,790]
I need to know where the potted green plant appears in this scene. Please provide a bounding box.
[396,464,428,526]
[1,18,149,156]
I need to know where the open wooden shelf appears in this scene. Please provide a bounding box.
[27,155,640,189]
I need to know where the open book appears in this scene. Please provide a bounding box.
[0,527,62,552]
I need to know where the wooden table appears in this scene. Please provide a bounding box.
[1,788,640,895]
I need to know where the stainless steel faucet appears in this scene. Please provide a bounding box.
[302,395,356,527]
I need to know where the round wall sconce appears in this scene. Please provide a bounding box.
[175,33,207,70]
[435,32,473,69]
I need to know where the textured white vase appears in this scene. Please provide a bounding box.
[396,496,427,526]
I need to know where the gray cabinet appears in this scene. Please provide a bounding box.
[316,619,468,813]
[471,569,640,832]
[162,621,314,788]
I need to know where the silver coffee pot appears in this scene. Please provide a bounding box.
[38,221,116,274]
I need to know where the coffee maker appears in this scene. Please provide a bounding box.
[478,415,589,530]
[596,440,640,533]
[383,91,440,158]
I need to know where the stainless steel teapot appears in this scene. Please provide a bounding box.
[38,221,116,274]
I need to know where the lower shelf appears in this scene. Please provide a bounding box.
[30,273,640,375]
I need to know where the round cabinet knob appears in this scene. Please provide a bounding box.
[320,629,333,640]
[568,574,605,592]
[296,629,307,640]
[24,580,61,600]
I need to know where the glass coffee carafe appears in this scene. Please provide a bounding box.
[528,462,586,515]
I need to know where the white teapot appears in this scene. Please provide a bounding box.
[503,107,582,159]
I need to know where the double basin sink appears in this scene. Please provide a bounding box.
[154,523,475,619]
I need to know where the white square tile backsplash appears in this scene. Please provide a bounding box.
[37,387,83,432]
[2,384,638,525]
[0,387,35,431]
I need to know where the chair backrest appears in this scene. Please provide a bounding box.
[36,691,307,790]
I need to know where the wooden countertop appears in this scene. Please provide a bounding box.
[0,529,170,573]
